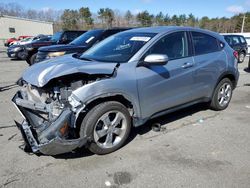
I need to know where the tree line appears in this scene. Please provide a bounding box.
[1,2,250,33]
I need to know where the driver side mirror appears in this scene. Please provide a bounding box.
[143,54,168,66]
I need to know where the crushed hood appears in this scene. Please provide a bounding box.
[22,54,118,87]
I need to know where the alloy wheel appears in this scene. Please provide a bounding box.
[93,110,128,149]
[217,83,232,107]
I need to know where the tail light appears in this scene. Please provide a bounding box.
[233,51,239,59]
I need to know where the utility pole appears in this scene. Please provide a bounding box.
[241,14,246,33]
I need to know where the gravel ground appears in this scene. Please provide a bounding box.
[0,46,250,188]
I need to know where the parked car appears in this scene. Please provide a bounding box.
[4,36,31,47]
[12,26,239,156]
[9,34,50,46]
[223,34,248,63]
[8,31,86,65]
[7,35,52,60]
[9,37,34,46]
[35,28,131,63]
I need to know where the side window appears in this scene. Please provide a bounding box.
[240,36,246,44]
[232,36,240,45]
[65,32,78,41]
[146,31,189,60]
[192,32,220,55]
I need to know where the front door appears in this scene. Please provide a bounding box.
[136,31,195,118]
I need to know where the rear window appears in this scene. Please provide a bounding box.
[192,32,220,55]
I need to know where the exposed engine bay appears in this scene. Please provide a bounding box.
[13,73,112,155]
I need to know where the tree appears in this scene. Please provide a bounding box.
[171,15,180,25]
[187,13,196,27]
[79,7,93,29]
[164,14,171,25]
[98,8,114,28]
[61,9,79,30]
[155,12,165,26]
[199,16,210,29]
[179,14,187,26]
[136,11,154,26]
[125,10,133,25]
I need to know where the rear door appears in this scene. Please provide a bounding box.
[136,31,195,118]
[191,31,227,99]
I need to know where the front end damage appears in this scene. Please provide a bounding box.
[12,74,109,155]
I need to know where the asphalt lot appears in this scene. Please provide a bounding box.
[0,46,250,188]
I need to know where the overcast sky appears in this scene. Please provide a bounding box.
[1,0,250,18]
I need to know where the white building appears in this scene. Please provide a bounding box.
[0,15,53,46]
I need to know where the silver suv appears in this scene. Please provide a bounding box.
[13,26,239,155]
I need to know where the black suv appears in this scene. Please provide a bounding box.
[9,30,86,65]
[223,34,248,63]
[35,28,131,63]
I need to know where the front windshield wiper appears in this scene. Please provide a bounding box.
[79,56,95,61]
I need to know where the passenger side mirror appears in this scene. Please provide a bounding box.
[143,54,168,66]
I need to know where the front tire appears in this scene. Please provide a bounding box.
[80,101,131,155]
[210,78,233,111]
[29,53,37,65]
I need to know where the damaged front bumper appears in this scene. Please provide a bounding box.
[12,91,87,155]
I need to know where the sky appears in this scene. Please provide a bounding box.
[1,0,250,18]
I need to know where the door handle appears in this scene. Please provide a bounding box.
[182,62,193,69]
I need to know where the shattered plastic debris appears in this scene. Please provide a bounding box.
[105,181,111,187]
[198,119,204,123]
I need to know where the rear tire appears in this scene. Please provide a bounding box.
[210,78,233,111]
[238,52,245,63]
[80,101,131,155]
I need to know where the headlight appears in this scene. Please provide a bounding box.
[13,47,22,52]
[47,51,66,58]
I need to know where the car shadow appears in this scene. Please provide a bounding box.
[10,58,24,61]
[53,148,93,159]
[54,103,209,159]
[0,84,17,92]
[244,68,250,73]
[128,103,209,139]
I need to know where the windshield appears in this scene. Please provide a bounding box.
[80,32,156,63]
[70,30,103,45]
[51,32,63,42]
